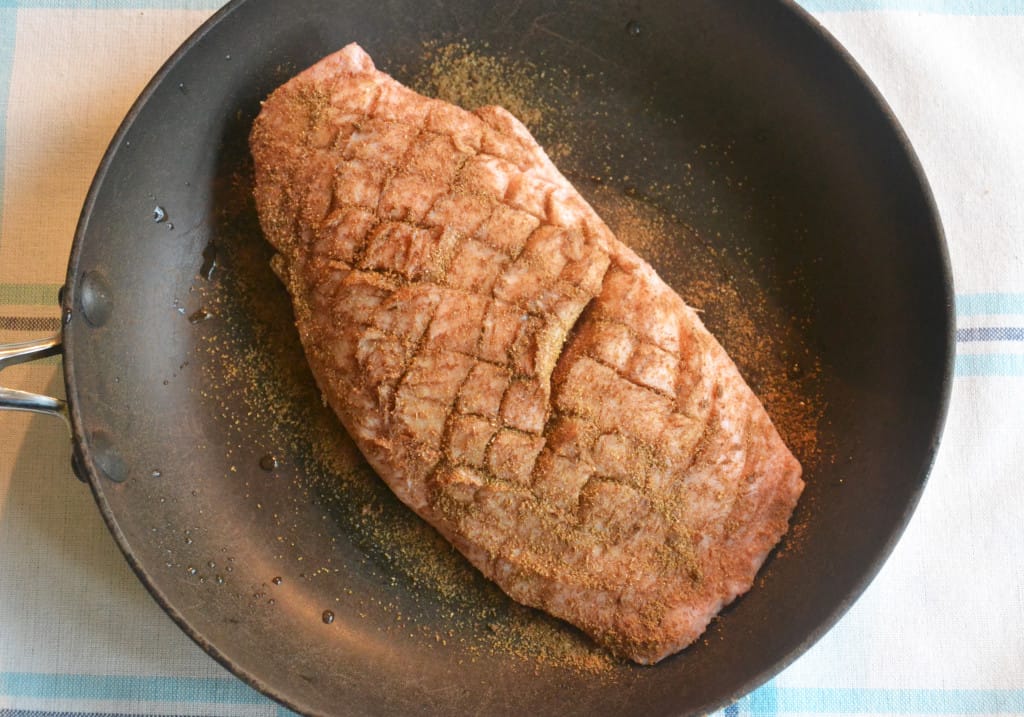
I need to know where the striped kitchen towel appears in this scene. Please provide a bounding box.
[1,1,1022,716]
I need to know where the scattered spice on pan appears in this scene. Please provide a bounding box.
[411,41,544,131]
[408,40,576,161]
[582,182,826,465]
[180,39,824,675]
[191,162,620,674]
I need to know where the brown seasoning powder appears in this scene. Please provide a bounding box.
[193,41,825,677]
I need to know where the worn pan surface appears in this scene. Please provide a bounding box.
[51,0,952,715]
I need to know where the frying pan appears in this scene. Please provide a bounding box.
[0,0,953,715]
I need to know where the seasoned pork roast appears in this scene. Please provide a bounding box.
[250,43,803,664]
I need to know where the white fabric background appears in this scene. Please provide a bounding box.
[1,3,1022,715]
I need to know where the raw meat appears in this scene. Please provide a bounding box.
[250,43,804,664]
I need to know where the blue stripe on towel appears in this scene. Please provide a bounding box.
[5,674,1024,715]
[728,684,1024,714]
[0,709,296,717]
[956,293,1024,317]
[0,709,297,717]
[0,673,267,705]
[957,326,1024,341]
[955,353,1024,377]
[776,686,1024,713]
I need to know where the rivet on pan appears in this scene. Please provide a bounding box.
[89,430,127,483]
[79,271,113,328]
[70,451,88,483]
[626,20,642,36]
[58,285,72,324]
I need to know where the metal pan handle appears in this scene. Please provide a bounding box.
[0,334,67,423]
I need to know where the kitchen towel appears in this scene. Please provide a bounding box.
[1,1,1022,715]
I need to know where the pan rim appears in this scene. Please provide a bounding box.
[61,0,312,714]
[700,0,957,711]
[60,1,956,715]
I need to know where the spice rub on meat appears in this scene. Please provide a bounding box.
[250,43,804,664]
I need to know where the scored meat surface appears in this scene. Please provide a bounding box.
[250,43,804,664]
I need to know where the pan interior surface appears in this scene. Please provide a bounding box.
[62,1,952,715]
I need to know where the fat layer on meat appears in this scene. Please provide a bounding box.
[250,43,804,664]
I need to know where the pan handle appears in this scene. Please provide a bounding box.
[0,334,67,423]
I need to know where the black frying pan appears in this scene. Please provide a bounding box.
[0,0,953,715]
